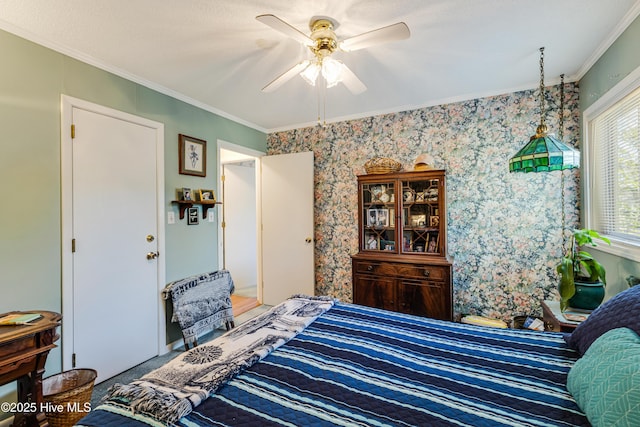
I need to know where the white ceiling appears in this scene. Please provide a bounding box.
[1,0,639,132]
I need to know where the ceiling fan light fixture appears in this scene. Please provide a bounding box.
[299,57,344,88]
[300,61,320,86]
[258,14,408,94]
[321,57,344,87]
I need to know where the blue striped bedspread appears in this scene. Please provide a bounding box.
[80,302,590,426]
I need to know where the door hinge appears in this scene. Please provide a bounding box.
[72,238,76,253]
[71,124,76,139]
[221,221,226,228]
[221,174,225,182]
[72,353,77,368]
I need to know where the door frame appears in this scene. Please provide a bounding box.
[216,140,264,303]
[60,95,166,370]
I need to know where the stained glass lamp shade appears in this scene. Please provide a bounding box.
[509,123,580,173]
[510,47,579,173]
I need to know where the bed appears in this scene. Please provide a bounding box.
[77,288,640,427]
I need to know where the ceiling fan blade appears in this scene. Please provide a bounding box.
[256,14,313,47]
[262,60,311,92]
[340,22,410,52]
[340,64,367,95]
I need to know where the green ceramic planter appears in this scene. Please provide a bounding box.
[568,280,605,310]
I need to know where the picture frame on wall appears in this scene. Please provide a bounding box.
[179,134,206,177]
[187,207,199,225]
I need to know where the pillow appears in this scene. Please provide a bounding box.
[567,327,640,427]
[564,285,640,355]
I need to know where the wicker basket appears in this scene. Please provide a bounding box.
[42,369,97,427]
[364,157,402,174]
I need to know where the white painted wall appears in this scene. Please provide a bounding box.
[223,161,257,296]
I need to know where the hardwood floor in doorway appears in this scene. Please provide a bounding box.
[231,294,260,317]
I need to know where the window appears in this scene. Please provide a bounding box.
[584,68,640,261]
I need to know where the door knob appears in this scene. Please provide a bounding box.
[146,235,155,242]
[146,251,159,260]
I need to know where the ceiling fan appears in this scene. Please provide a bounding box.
[257,14,410,94]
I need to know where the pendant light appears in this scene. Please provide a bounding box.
[509,48,580,173]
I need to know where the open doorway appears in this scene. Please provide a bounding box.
[218,141,263,316]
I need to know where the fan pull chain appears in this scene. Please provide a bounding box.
[316,79,321,125]
[315,77,328,127]
[323,82,327,127]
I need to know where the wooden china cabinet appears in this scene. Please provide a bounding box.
[352,169,453,320]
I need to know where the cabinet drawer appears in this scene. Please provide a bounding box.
[354,261,447,281]
[354,261,382,274]
[397,264,447,280]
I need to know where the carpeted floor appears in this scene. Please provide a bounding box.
[90,303,270,408]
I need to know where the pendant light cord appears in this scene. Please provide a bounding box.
[559,73,564,141]
[539,47,546,128]
[559,73,567,256]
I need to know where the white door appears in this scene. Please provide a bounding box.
[261,151,315,305]
[68,105,161,383]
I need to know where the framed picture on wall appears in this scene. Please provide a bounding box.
[179,134,206,177]
[187,207,199,225]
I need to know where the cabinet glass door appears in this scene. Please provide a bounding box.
[401,178,441,255]
[361,181,396,252]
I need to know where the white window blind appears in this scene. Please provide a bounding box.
[591,85,640,244]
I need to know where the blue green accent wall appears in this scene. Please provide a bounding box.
[0,28,266,410]
[580,15,640,112]
[578,14,640,296]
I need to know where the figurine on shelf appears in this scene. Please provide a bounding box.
[428,236,438,253]
[367,234,378,250]
[403,235,412,252]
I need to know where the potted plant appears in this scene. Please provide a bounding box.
[556,229,611,311]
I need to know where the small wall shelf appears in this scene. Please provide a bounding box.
[171,200,221,220]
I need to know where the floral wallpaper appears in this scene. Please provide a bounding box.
[267,83,580,322]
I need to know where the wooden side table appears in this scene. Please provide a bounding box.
[0,310,62,427]
[541,300,588,332]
